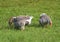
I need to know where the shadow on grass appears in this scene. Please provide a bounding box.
[26,23,50,29]
[27,23,43,28]
[0,23,45,30]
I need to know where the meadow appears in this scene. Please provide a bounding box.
[0,0,60,42]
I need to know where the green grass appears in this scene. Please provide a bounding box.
[0,0,60,42]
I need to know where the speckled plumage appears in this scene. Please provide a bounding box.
[39,13,52,27]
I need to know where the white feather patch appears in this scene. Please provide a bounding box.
[13,17,16,18]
